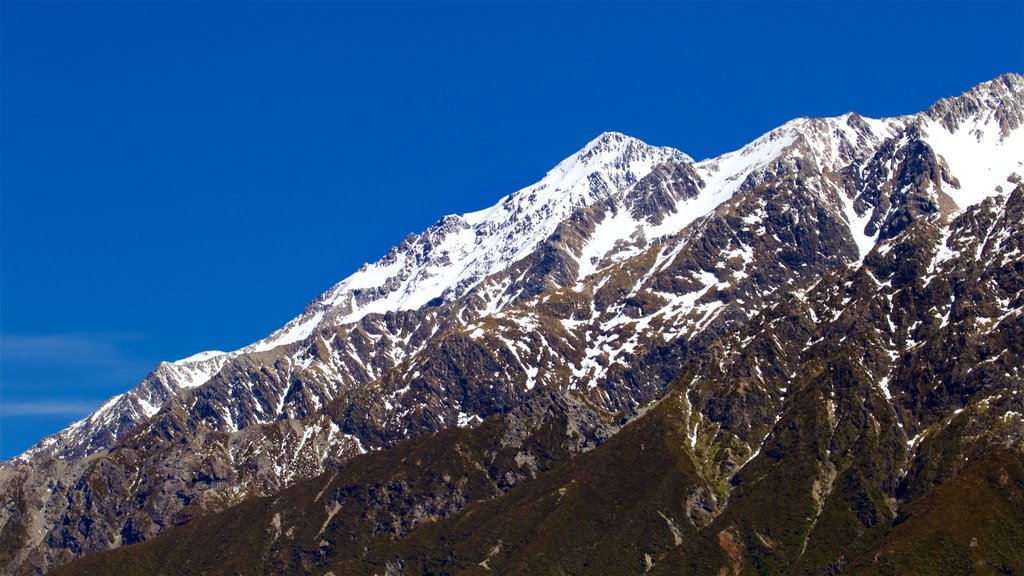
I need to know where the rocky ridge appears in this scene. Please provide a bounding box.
[50,182,1024,575]
[2,73,1022,575]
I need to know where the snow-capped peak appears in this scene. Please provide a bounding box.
[17,75,1021,466]
[240,132,689,351]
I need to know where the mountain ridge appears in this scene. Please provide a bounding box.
[21,73,1021,464]
[3,73,1022,575]
[46,180,1024,573]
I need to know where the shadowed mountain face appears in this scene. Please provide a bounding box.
[4,74,1023,576]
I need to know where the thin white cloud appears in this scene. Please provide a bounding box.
[1,332,145,363]
[0,332,157,392]
[1,400,100,417]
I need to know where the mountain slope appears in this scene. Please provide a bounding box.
[4,73,1023,575]
[54,182,1024,576]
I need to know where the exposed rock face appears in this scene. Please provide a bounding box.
[926,72,1024,137]
[3,73,1023,575]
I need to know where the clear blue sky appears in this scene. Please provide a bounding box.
[2,1,1022,459]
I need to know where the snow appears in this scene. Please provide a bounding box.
[574,123,799,282]
[859,116,902,141]
[159,354,233,390]
[315,132,689,324]
[135,396,159,418]
[189,118,828,403]
[838,184,878,259]
[456,412,482,427]
[174,350,227,364]
[695,124,796,199]
[906,431,926,448]
[292,425,314,458]
[524,365,539,390]
[222,406,236,430]
[93,394,125,420]
[687,415,699,449]
[23,79,1024,468]
[877,375,892,402]
[577,209,640,279]
[631,126,797,250]
[248,310,325,353]
[722,244,754,265]
[921,115,1024,211]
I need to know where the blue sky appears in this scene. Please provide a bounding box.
[2,1,1022,459]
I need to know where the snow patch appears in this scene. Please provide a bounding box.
[922,116,1024,211]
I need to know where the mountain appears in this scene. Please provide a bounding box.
[3,73,1023,575]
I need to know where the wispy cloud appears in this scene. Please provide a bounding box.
[1,399,101,417]
[1,332,146,363]
[0,332,157,394]
[1,333,156,458]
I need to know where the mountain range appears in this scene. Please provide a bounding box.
[2,73,1022,575]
